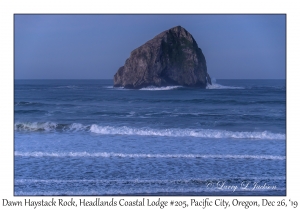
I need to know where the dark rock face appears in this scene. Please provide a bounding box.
[114,26,211,89]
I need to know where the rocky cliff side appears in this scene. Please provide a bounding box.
[114,26,211,89]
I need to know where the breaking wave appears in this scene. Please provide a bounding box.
[14,151,285,160]
[140,86,182,91]
[206,78,244,89]
[14,122,89,132]
[105,86,130,90]
[14,122,285,140]
[15,176,285,184]
[89,125,285,140]
[105,86,182,91]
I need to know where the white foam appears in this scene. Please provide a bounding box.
[105,85,182,90]
[105,86,131,90]
[14,186,286,195]
[14,122,57,131]
[140,86,182,91]
[68,123,88,131]
[206,78,244,89]
[14,122,88,132]
[206,84,244,89]
[89,125,285,140]
[15,176,286,184]
[15,122,285,140]
[15,185,286,195]
[14,151,285,160]
[54,85,78,89]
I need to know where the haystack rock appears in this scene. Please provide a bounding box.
[113,26,212,89]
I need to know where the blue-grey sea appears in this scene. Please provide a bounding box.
[14,79,286,196]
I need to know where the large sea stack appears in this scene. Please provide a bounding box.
[114,26,211,89]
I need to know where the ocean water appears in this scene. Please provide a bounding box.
[14,79,286,196]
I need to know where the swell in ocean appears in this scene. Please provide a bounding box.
[14,122,285,140]
[14,79,286,196]
[14,151,285,160]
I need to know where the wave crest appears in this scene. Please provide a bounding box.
[14,122,285,140]
[14,151,285,160]
[14,122,88,132]
[90,125,285,140]
[15,122,58,132]
[206,78,244,89]
[140,86,182,91]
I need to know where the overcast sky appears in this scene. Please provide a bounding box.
[14,14,286,80]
